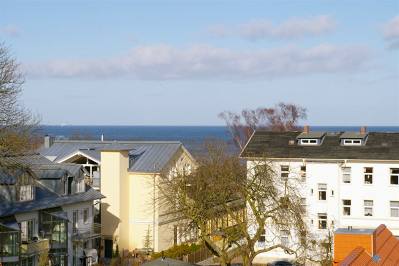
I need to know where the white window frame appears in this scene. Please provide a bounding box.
[364,167,373,184]
[342,199,351,216]
[20,220,34,242]
[390,168,399,185]
[280,230,290,246]
[300,139,319,145]
[342,139,362,146]
[318,213,327,229]
[280,165,289,180]
[19,185,34,202]
[300,165,306,182]
[318,183,327,201]
[390,201,399,217]
[83,208,90,224]
[342,167,351,184]
[258,228,266,243]
[364,200,373,216]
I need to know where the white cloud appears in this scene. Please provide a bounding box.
[0,25,20,37]
[383,16,399,49]
[207,16,336,40]
[25,44,371,80]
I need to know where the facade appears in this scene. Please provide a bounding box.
[240,127,399,263]
[334,224,399,265]
[0,155,103,266]
[40,138,197,256]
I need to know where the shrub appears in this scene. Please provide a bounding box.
[152,243,202,260]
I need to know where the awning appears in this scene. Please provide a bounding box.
[49,211,70,222]
[0,220,20,231]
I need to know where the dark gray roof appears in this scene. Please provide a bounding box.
[241,131,399,160]
[296,132,325,139]
[40,140,186,173]
[0,186,103,217]
[335,228,375,235]
[339,132,367,139]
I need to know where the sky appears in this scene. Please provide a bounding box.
[1,0,398,126]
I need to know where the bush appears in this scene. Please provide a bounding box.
[152,243,202,260]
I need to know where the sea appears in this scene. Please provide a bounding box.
[38,125,399,156]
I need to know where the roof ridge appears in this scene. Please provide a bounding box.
[53,140,183,144]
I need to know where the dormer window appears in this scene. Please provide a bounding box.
[296,129,325,146]
[340,131,368,146]
[19,185,34,201]
[342,139,363,146]
[300,139,319,145]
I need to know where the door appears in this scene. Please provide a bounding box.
[104,239,113,259]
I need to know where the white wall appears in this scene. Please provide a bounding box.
[247,159,399,262]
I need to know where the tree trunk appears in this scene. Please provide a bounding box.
[242,254,252,266]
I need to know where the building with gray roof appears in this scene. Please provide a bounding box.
[0,154,104,266]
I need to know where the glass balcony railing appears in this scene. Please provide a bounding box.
[72,223,101,241]
[0,231,19,258]
[21,238,50,255]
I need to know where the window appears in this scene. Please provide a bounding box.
[343,139,362,146]
[83,208,89,224]
[19,185,34,201]
[390,201,399,217]
[280,165,289,180]
[318,183,327,200]
[364,167,373,184]
[20,220,34,242]
[364,200,373,216]
[300,166,306,181]
[300,139,318,145]
[342,200,351,216]
[73,210,79,233]
[77,179,85,193]
[280,230,289,246]
[318,213,327,229]
[300,198,307,214]
[259,228,266,243]
[342,167,351,183]
[390,168,399,185]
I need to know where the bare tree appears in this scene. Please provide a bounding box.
[219,103,307,150]
[157,143,312,266]
[0,43,38,158]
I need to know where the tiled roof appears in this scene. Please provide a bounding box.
[241,131,399,160]
[339,225,399,265]
[39,140,187,173]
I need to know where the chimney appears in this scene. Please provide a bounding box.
[303,125,310,133]
[44,135,54,148]
[360,126,367,134]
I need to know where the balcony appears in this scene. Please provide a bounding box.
[72,223,101,241]
[21,239,50,255]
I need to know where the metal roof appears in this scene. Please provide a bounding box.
[40,140,185,173]
[0,185,103,217]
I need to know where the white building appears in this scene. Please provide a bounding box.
[0,155,103,266]
[240,127,399,263]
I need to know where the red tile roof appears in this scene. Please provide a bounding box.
[339,225,399,266]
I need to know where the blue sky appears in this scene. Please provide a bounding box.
[1,0,398,125]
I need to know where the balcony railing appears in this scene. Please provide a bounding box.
[21,238,50,255]
[72,223,101,241]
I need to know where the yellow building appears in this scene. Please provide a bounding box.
[99,142,196,256]
[40,138,196,257]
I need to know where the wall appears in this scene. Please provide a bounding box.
[100,150,130,251]
[247,159,399,263]
[333,233,373,264]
